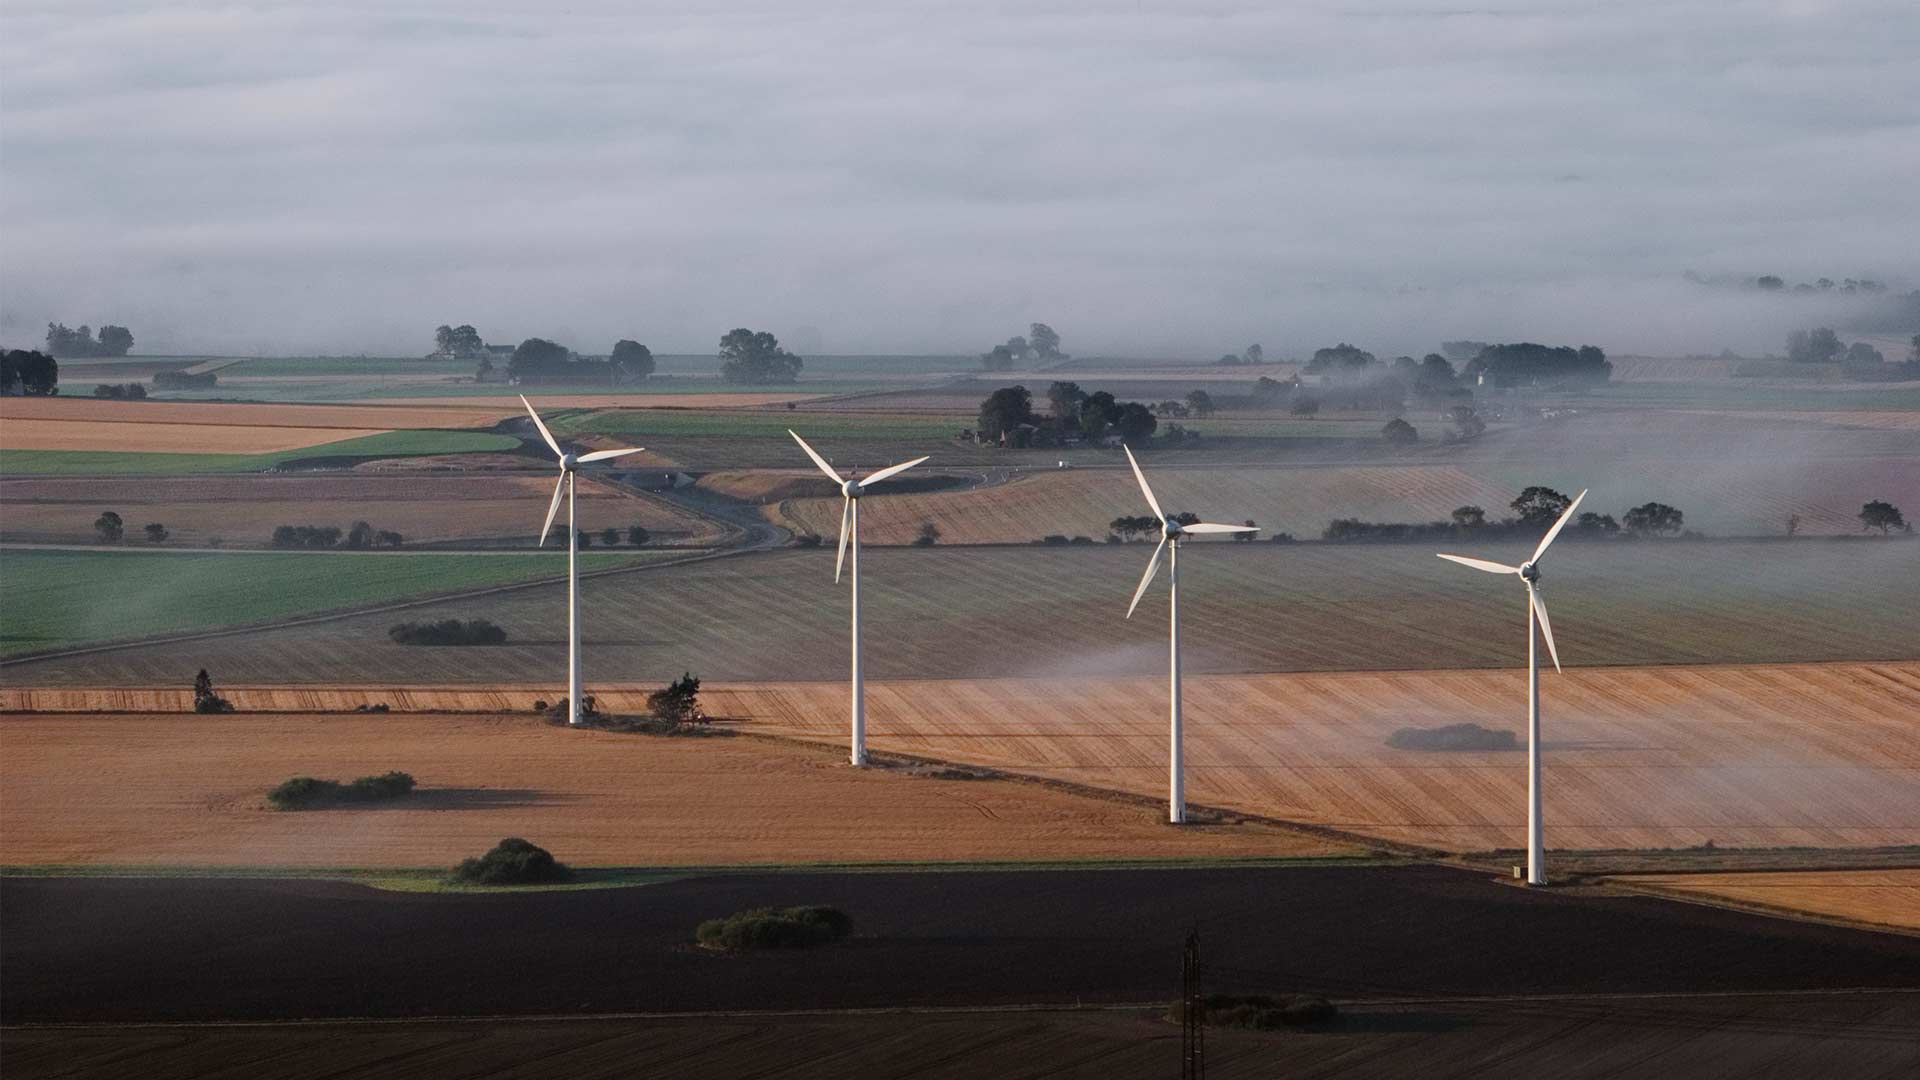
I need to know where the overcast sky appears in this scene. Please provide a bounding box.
[2,0,1914,358]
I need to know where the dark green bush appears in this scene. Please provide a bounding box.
[1386,723,1517,751]
[1169,993,1336,1030]
[696,905,853,950]
[267,771,416,810]
[453,837,570,885]
[388,618,508,646]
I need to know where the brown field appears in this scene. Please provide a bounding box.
[0,418,393,455]
[1614,870,1920,932]
[0,473,723,547]
[0,712,1350,867]
[1680,409,1920,432]
[721,663,1920,852]
[0,396,518,431]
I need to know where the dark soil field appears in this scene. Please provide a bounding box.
[5,865,1916,1027]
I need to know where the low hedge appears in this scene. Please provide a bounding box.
[696,905,853,951]
[1386,723,1516,751]
[1169,993,1337,1030]
[389,618,508,646]
[267,771,416,810]
[452,837,571,885]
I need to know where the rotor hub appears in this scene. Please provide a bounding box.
[559,453,577,471]
[1520,562,1540,583]
[843,479,862,498]
[1163,520,1181,539]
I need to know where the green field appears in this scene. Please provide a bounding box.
[9,538,1914,685]
[0,549,657,657]
[555,409,956,441]
[0,430,522,477]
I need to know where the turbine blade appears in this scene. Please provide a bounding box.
[1532,488,1588,563]
[537,470,565,547]
[1437,553,1522,575]
[577,446,645,463]
[1126,537,1168,619]
[1182,522,1259,535]
[1531,587,1562,673]
[1122,443,1165,521]
[520,395,562,457]
[860,455,929,487]
[833,496,852,583]
[789,429,842,483]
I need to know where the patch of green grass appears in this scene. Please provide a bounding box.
[0,549,652,656]
[0,430,521,476]
[555,409,955,441]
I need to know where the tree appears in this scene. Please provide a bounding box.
[93,383,124,399]
[1381,418,1419,445]
[648,672,703,724]
[1465,343,1611,387]
[1290,396,1319,417]
[1185,389,1216,418]
[376,530,404,548]
[1155,399,1188,418]
[1245,344,1263,364]
[611,339,655,379]
[192,668,235,713]
[1859,500,1907,534]
[1446,405,1486,441]
[94,511,124,543]
[1786,328,1844,364]
[1441,341,1488,363]
[576,529,592,549]
[1028,323,1063,360]
[1451,505,1485,528]
[508,337,571,379]
[45,323,100,358]
[601,527,621,547]
[913,522,941,546]
[434,324,484,358]
[718,328,803,384]
[1305,343,1376,372]
[475,356,494,382]
[1510,486,1571,527]
[96,325,134,356]
[1576,512,1619,535]
[1843,342,1885,367]
[626,525,651,546]
[1235,519,1257,542]
[1217,353,1243,366]
[2,349,58,395]
[1415,354,1458,397]
[981,345,1016,371]
[345,521,376,549]
[143,522,168,543]
[1111,401,1157,441]
[1046,381,1086,424]
[976,385,1034,441]
[1110,515,1155,541]
[1622,502,1684,537]
[434,324,455,354]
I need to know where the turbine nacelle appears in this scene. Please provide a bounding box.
[1519,561,1540,584]
[843,478,863,498]
[559,452,578,472]
[1121,444,1258,618]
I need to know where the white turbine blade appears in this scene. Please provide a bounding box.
[788,429,842,483]
[1437,553,1521,575]
[537,471,565,547]
[520,395,562,457]
[1122,443,1165,521]
[1532,488,1588,563]
[1126,537,1168,619]
[1182,522,1259,535]
[860,455,929,487]
[833,496,852,583]
[577,446,645,463]
[1531,587,1563,674]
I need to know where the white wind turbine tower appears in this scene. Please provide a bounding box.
[1436,489,1587,886]
[1121,445,1258,823]
[789,430,929,766]
[520,396,646,726]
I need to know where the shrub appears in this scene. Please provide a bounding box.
[1041,534,1070,545]
[388,618,508,646]
[94,511,124,543]
[647,672,703,724]
[1387,723,1516,751]
[696,905,853,951]
[192,668,235,713]
[453,837,570,885]
[267,771,416,810]
[153,369,218,389]
[1170,993,1337,1030]
[271,524,343,548]
[626,525,651,546]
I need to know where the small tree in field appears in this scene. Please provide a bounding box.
[601,527,621,547]
[1859,500,1908,534]
[1451,505,1486,529]
[626,525,650,547]
[1510,487,1571,528]
[648,672,703,724]
[192,668,235,713]
[94,511,124,543]
[1622,502,1684,537]
[144,522,168,543]
[1381,418,1419,445]
[913,522,941,546]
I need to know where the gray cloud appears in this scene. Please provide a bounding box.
[2,0,1915,357]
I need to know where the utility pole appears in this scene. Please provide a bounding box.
[1181,929,1204,1080]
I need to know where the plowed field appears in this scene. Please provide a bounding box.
[0,713,1348,867]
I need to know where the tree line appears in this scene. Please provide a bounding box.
[970,381,1183,447]
[434,323,805,385]
[44,323,133,358]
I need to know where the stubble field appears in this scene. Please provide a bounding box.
[1614,869,1920,932]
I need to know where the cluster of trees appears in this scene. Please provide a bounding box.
[431,324,487,358]
[719,328,803,384]
[504,337,656,383]
[647,672,704,724]
[1323,487,1689,543]
[1,349,58,395]
[1749,275,1887,295]
[1151,389,1216,419]
[1216,344,1264,366]
[1785,328,1920,379]
[268,771,415,810]
[981,323,1065,371]
[92,383,148,400]
[271,521,404,549]
[44,323,133,358]
[548,523,652,548]
[1463,343,1612,388]
[454,837,570,885]
[153,369,218,389]
[972,381,1168,446]
[1287,346,1480,409]
[1860,500,1909,534]
[389,618,508,646]
[93,512,167,544]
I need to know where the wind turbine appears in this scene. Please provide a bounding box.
[521,395,646,726]
[1121,445,1258,823]
[1436,489,1587,886]
[789,429,929,766]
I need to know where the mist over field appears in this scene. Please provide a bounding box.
[3,0,1916,357]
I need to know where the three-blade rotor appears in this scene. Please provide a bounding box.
[789,430,929,582]
[1121,444,1258,617]
[522,396,644,547]
[1435,488,1586,672]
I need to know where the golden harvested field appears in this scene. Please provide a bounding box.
[0,474,722,547]
[724,663,1920,853]
[1614,870,1920,932]
[0,712,1350,868]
